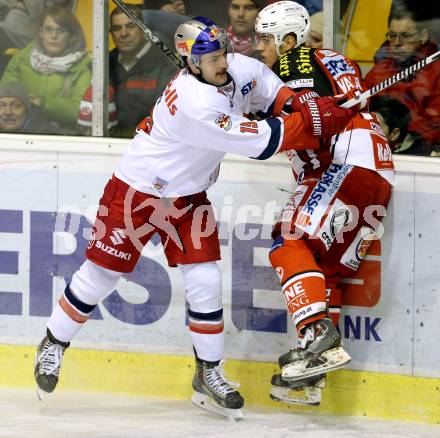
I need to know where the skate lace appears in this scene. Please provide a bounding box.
[205,360,240,397]
[38,340,66,376]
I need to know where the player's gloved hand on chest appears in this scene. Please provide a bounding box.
[297,93,359,138]
[289,89,320,113]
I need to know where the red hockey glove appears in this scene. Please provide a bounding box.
[299,94,359,137]
[290,89,320,112]
[136,115,153,134]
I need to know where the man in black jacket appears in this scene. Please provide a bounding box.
[109,5,176,137]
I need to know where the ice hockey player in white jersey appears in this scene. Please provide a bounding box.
[34,15,360,420]
[255,1,395,406]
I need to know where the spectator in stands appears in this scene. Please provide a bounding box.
[227,0,264,56]
[109,5,175,138]
[266,0,322,15]
[0,0,74,52]
[364,7,440,156]
[0,6,91,135]
[370,95,411,153]
[144,0,187,15]
[305,11,323,48]
[141,8,188,50]
[0,1,42,76]
[184,0,229,26]
[0,81,57,133]
[77,84,118,136]
[0,1,42,52]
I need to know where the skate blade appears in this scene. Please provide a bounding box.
[34,352,46,401]
[282,347,351,381]
[270,384,322,406]
[36,385,49,401]
[191,391,243,421]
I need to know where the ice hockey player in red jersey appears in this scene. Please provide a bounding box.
[33,15,360,420]
[255,1,394,406]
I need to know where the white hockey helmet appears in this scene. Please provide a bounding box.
[174,16,229,67]
[255,1,311,54]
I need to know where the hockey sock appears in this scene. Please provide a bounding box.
[188,308,224,363]
[327,287,342,327]
[47,285,97,342]
[321,265,342,327]
[270,238,327,333]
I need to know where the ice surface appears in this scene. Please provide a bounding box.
[1,388,438,438]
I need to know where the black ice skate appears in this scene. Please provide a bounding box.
[281,318,351,382]
[191,358,244,421]
[34,328,70,400]
[270,373,326,406]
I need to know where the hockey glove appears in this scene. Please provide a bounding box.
[337,89,368,110]
[299,94,359,137]
[290,89,320,112]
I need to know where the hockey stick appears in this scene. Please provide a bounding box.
[112,0,184,68]
[341,50,440,108]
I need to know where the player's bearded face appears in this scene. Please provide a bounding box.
[199,48,229,86]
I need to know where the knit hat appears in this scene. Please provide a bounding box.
[310,11,323,35]
[77,85,118,130]
[0,82,31,113]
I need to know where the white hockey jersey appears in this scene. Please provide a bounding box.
[115,53,311,197]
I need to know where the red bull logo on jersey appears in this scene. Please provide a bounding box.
[215,113,232,131]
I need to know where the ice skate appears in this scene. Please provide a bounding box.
[34,329,69,400]
[281,318,351,381]
[191,358,244,421]
[270,373,326,406]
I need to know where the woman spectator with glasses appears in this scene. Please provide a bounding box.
[364,6,440,156]
[0,6,91,135]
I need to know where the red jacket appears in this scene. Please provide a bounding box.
[364,41,440,148]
